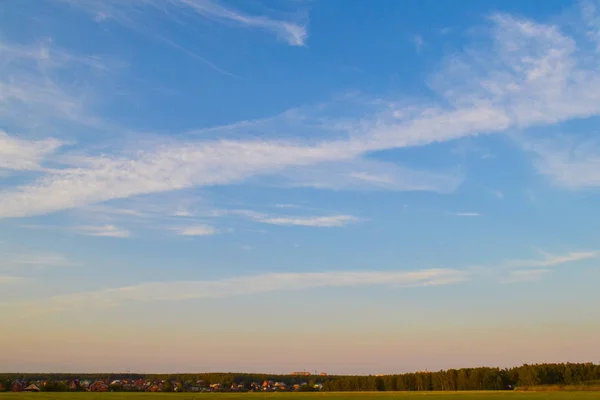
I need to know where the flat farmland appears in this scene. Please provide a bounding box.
[2,392,600,400]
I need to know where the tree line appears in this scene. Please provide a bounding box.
[321,363,600,391]
[2,363,599,391]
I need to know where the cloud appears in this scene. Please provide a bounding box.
[0,39,109,131]
[5,5,600,217]
[0,131,63,171]
[524,137,600,189]
[4,252,75,268]
[503,268,551,283]
[13,268,466,312]
[581,0,600,50]
[491,190,504,199]
[0,133,460,218]
[218,209,360,227]
[4,249,592,311]
[176,0,308,46]
[173,224,217,236]
[77,225,131,238]
[277,159,462,193]
[172,210,194,217]
[431,12,600,128]
[466,249,597,283]
[273,204,300,209]
[501,250,598,269]
[258,215,358,227]
[413,35,424,53]
[61,0,308,47]
[0,276,23,284]
[453,212,480,217]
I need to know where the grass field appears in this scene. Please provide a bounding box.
[2,392,600,400]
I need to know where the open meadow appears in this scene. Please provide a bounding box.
[2,393,600,400]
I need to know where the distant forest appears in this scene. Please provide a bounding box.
[2,363,599,391]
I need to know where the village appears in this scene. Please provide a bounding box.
[4,373,326,393]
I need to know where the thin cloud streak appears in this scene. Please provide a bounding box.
[500,250,598,269]
[61,0,308,46]
[453,212,481,217]
[12,268,467,313]
[0,276,23,284]
[257,214,359,227]
[413,35,424,53]
[3,249,594,312]
[502,269,551,283]
[77,225,131,238]
[216,209,361,227]
[176,0,308,46]
[173,224,218,236]
[4,252,75,269]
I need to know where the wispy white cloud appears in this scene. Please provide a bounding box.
[581,0,600,50]
[62,0,308,46]
[503,269,551,283]
[491,190,504,199]
[0,276,23,284]
[413,35,424,53]
[278,159,462,193]
[273,204,301,209]
[501,250,598,269]
[524,137,600,189]
[217,209,360,227]
[4,252,75,268]
[0,132,461,218]
[12,268,466,312]
[453,212,481,217]
[0,39,110,131]
[173,224,217,236]
[176,0,308,46]
[470,249,597,283]
[77,224,131,238]
[0,131,63,171]
[258,214,359,227]
[172,210,194,217]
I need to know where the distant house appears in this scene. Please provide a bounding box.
[24,384,40,392]
[89,381,109,392]
[11,380,25,392]
[147,383,162,392]
[68,380,80,391]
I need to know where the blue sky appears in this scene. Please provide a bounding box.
[1,0,600,374]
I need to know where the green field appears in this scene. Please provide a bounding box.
[2,393,600,400]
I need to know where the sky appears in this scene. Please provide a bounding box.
[1,0,600,375]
